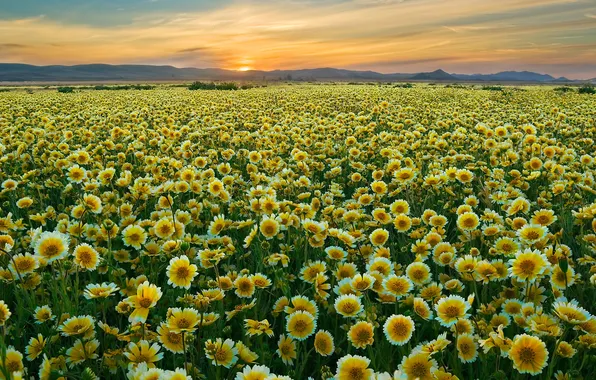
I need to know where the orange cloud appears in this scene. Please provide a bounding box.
[0,0,594,77]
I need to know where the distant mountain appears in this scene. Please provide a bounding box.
[410,69,456,81]
[453,71,557,82]
[0,63,582,83]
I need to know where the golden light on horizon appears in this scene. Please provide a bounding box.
[238,66,252,72]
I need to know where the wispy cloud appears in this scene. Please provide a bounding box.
[0,0,594,77]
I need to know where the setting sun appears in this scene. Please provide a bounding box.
[238,66,252,72]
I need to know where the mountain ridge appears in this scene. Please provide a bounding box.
[0,63,586,83]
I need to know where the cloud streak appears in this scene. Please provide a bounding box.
[0,0,594,78]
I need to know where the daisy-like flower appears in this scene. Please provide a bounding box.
[334,294,363,318]
[369,228,389,246]
[552,298,593,325]
[434,295,470,327]
[84,282,120,299]
[336,354,373,380]
[457,212,480,231]
[167,307,201,333]
[34,231,70,263]
[235,364,271,380]
[276,335,297,365]
[286,311,316,341]
[508,334,548,375]
[166,255,198,289]
[73,243,100,270]
[517,224,548,245]
[406,261,431,286]
[157,322,184,353]
[456,333,478,363]
[66,339,100,367]
[314,330,335,356]
[399,352,437,380]
[204,338,238,368]
[8,253,38,276]
[384,314,415,346]
[124,340,163,368]
[82,193,102,214]
[259,215,281,239]
[0,300,10,326]
[234,275,256,298]
[348,321,375,349]
[125,281,162,323]
[508,248,550,283]
[121,224,147,250]
[33,305,54,324]
[59,315,95,337]
[25,334,46,361]
[0,347,23,375]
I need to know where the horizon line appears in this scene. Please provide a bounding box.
[1,62,591,80]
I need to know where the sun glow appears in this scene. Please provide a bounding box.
[238,66,252,72]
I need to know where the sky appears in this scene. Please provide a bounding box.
[1,0,595,78]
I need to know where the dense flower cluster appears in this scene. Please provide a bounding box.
[0,85,595,379]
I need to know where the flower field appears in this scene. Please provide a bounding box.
[0,84,595,379]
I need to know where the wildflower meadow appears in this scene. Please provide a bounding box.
[0,84,595,379]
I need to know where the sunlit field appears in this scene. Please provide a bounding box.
[1,84,595,380]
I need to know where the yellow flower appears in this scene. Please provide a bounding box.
[235,364,270,380]
[435,296,470,327]
[204,338,238,368]
[369,228,389,246]
[84,282,119,299]
[259,216,281,240]
[33,305,54,324]
[8,253,38,276]
[234,341,258,363]
[517,224,548,245]
[166,255,198,289]
[286,311,316,341]
[124,340,163,368]
[26,334,46,361]
[167,307,200,333]
[66,339,99,367]
[399,352,437,380]
[509,334,548,375]
[456,333,478,363]
[334,294,363,318]
[234,275,256,298]
[553,298,592,325]
[348,321,375,349]
[73,243,100,270]
[0,347,23,376]
[457,212,479,231]
[59,315,95,337]
[314,330,335,356]
[157,322,184,353]
[508,248,549,283]
[83,194,102,214]
[121,224,147,250]
[34,231,70,263]
[384,314,415,346]
[406,261,431,286]
[125,281,162,323]
[555,341,576,358]
[394,214,412,232]
[16,197,33,209]
[531,209,557,226]
[154,218,175,239]
[276,335,297,365]
[336,354,373,380]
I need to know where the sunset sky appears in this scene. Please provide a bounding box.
[1,0,595,78]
